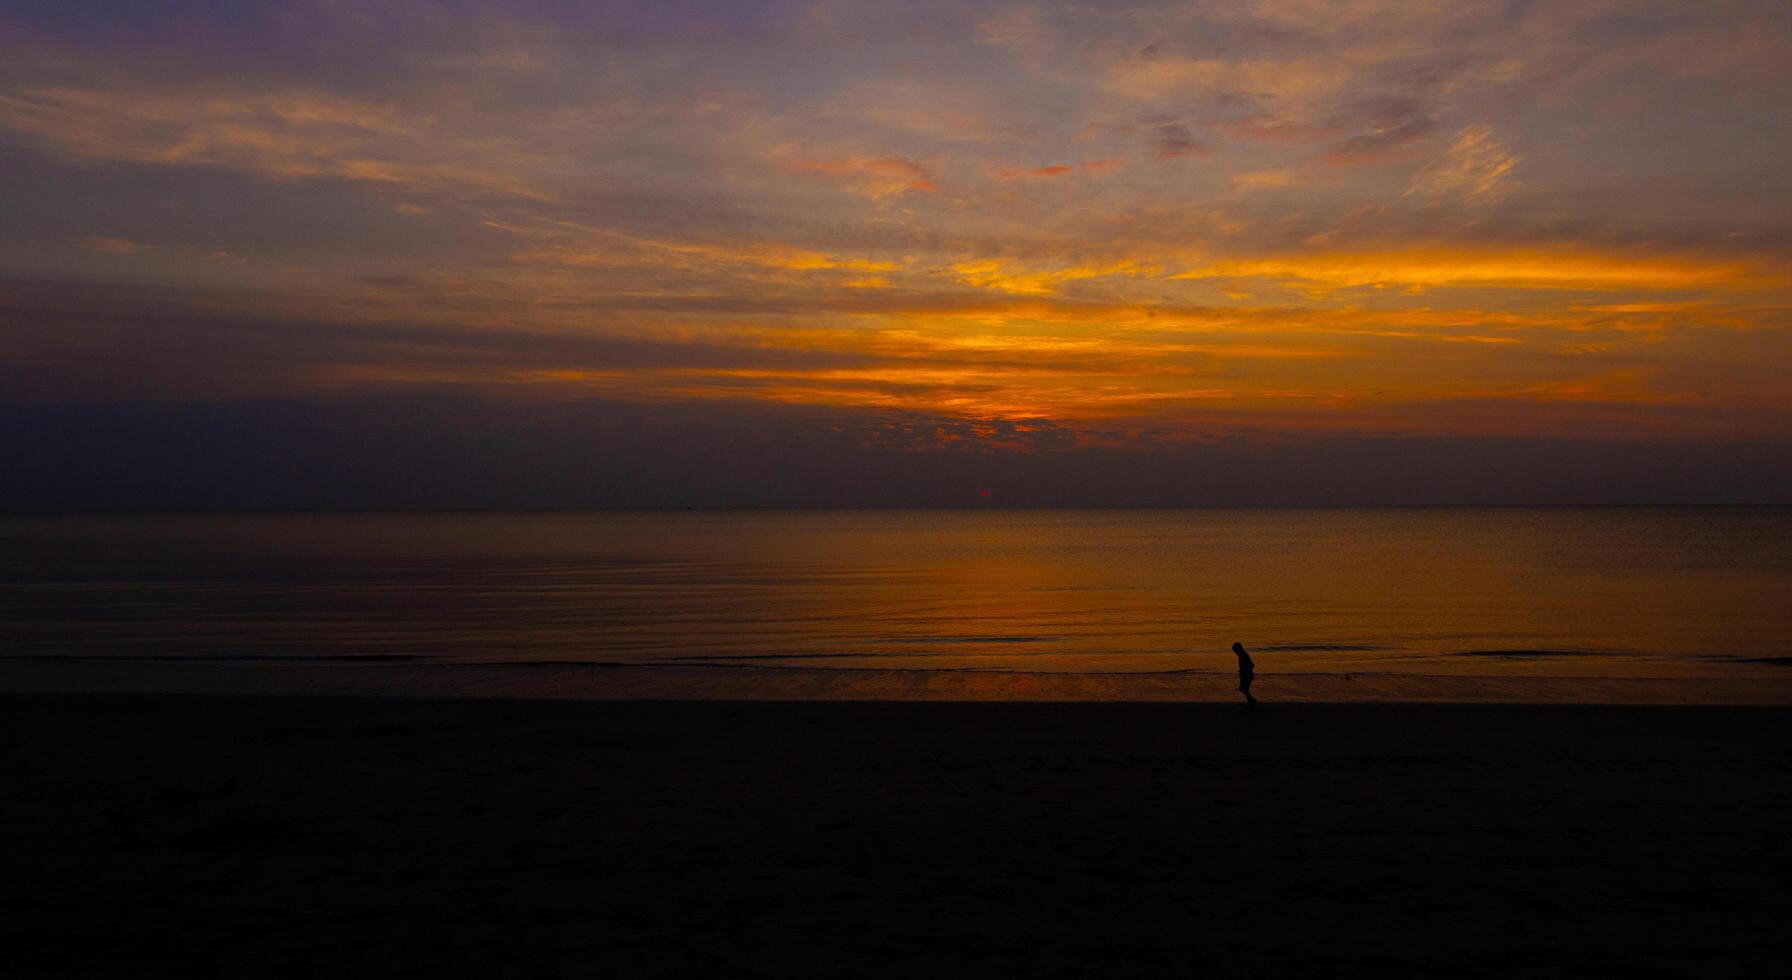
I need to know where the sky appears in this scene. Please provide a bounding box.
[2,1,1790,506]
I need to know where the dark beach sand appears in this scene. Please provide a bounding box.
[5,695,1789,978]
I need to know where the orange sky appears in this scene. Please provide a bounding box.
[2,0,1790,448]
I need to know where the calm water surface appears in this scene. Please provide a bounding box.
[3,509,1789,679]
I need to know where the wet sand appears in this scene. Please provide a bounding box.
[5,658,1792,704]
[5,694,1789,977]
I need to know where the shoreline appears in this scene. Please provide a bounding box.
[6,658,1792,704]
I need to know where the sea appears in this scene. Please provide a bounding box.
[4,509,1790,702]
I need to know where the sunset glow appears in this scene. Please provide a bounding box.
[3,1,1790,482]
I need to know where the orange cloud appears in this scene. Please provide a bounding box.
[949,258,1160,295]
[1230,169,1297,191]
[790,156,938,197]
[495,217,902,278]
[1172,249,1780,292]
[995,164,1072,180]
[991,160,1122,182]
[1410,126,1519,201]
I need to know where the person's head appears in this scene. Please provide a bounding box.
[1232,642,1245,655]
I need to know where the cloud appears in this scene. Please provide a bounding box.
[511,226,900,278]
[8,395,1791,508]
[1214,117,1338,143]
[1410,125,1519,201]
[1149,122,1209,158]
[1171,248,1778,292]
[999,164,1073,180]
[1321,98,1436,163]
[0,85,551,199]
[1231,169,1296,191]
[948,259,1158,296]
[6,264,1791,445]
[991,161,1120,181]
[789,155,940,198]
[1102,54,1345,106]
[1,0,1790,462]
[76,235,146,253]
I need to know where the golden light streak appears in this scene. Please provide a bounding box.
[949,259,1161,295]
[1172,250,1778,292]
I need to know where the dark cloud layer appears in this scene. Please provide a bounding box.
[5,395,1788,509]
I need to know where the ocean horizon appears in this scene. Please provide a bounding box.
[5,507,1790,703]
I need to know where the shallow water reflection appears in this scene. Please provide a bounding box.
[3,509,1789,678]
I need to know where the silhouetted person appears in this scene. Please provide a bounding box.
[1232,642,1257,708]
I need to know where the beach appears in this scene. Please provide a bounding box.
[9,0,1792,974]
[6,694,1789,977]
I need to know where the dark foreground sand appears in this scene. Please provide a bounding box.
[4,696,1789,978]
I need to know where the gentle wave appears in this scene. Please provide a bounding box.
[5,509,1791,682]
